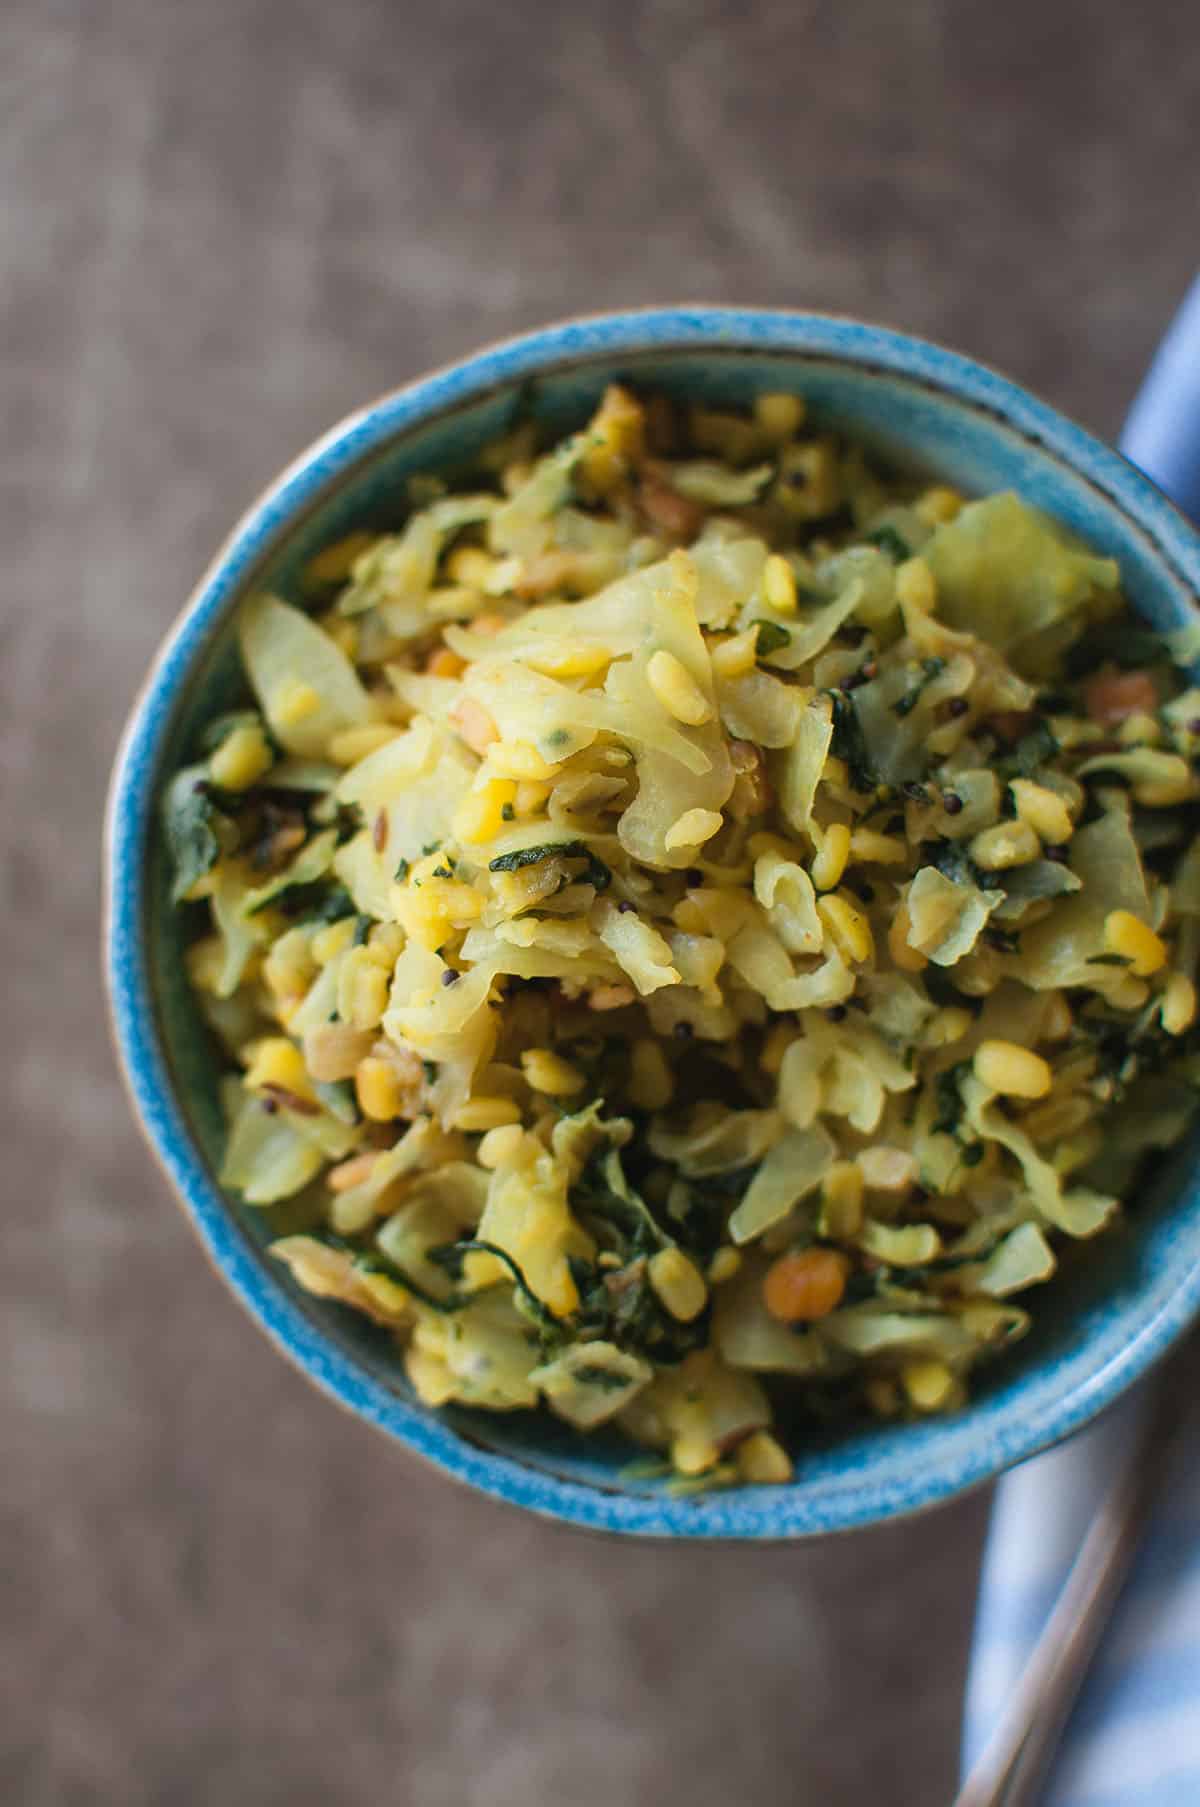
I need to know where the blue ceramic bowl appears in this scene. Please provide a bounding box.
[105,308,1200,1538]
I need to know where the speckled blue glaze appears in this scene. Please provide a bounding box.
[105,309,1200,1539]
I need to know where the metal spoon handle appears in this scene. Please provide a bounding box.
[952,1367,1186,1807]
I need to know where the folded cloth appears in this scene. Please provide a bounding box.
[963,275,1200,1807]
[963,1380,1200,1806]
[1121,275,1200,523]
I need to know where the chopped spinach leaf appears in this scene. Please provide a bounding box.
[294,882,357,925]
[570,1254,708,1366]
[922,967,982,1012]
[924,837,986,889]
[572,1147,670,1257]
[753,619,792,658]
[349,1248,461,1315]
[894,657,946,718]
[1063,622,1171,679]
[866,525,911,562]
[489,840,612,891]
[427,1239,564,1340]
[932,1061,970,1135]
[826,690,878,792]
[326,801,363,844]
[570,1363,636,1392]
[997,721,1059,780]
[163,769,236,903]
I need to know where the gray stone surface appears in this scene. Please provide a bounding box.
[5,2,1199,1801]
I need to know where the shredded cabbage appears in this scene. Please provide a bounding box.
[240,593,372,755]
[926,492,1119,658]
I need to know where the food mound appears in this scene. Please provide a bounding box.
[165,383,1200,1490]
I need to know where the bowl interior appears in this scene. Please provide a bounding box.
[123,326,1200,1536]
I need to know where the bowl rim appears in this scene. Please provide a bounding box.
[105,304,1200,1539]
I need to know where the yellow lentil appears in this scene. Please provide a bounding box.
[970,820,1042,871]
[816,892,874,964]
[1010,779,1074,845]
[521,1048,585,1096]
[647,1248,708,1323]
[974,1039,1053,1100]
[1162,972,1198,1035]
[762,553,798,615]
[663,807,724,851]
[355,1057,405,1122]
[209,722,273,791]
[476,1124,529,1169]
[810,821,852,891]
[1103,909,1167,976]
[453,1095,522,1133]
[707,1247,742,1285]
[753,391,804,442]
[646,649,712,725]
[710,628,759,679]
[736,1431,793,1484]
[901,1359,956,1411]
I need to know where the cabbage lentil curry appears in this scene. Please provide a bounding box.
[166,385,1200,1489]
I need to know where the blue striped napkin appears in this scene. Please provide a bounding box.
[963,276,1200,1806]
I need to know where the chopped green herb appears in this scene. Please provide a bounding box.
[394,858,410,880]
[501,802,515,822]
